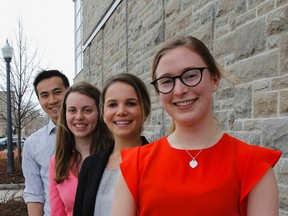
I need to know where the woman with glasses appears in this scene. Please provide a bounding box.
[111,36,282,216]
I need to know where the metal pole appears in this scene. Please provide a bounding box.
[4,57,15,173]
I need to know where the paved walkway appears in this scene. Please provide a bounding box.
[0,183,24,202]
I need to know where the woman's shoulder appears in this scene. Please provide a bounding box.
[221,133,281,163]
[82,153,101,167]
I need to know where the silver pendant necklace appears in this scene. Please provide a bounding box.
[185,148,205,168]
[183,130,219,168]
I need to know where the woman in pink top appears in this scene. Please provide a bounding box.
[48,82,112,216]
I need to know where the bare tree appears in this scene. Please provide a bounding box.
[0,18,46,171]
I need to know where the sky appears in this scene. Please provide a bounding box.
[0,0,75,83]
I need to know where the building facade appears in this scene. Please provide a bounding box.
[73,0,288,214]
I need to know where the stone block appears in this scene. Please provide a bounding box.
[216,0,235,17]
[280,34,288,73]
[234,85,252,119]
[248,0,265,9]
[165,0,180,18]
[277,159,288,212]
[276,158,288,185]
[83,0,114,42]
[221,67,241,85]
[215,85,235,101]
[232,119,243,131]
[280,90,288,116]
[177,11,193,32]
[233,9,256,29]
[253,80,270,94]
[235,17,266,60]
[200,2,215,25]
[279,185,288,213]
[267,6,288,36]
[215,33,235,58]
[215,15,229,29]
[243,119,263,131]
[267,35,280,49]
[234,50,278,82]
[215,109,235,131]
[213,100,221,111]
[190,24,213,49]
[279,210,288,216]
[215,25,230,38]
[225,54,235,67]
[253,92,278,118]
[263,118,288,154]
[192,0,211,12]
[278,0,288,7]
[272,75,288,90]
[235,0,247,14]
[220,98,235,110]
[257,0,275,16]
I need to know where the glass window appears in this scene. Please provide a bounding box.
[76,43,82,57]
[74,0,83,74]
[76,27,82,47]
[76,0,81,12]
[76,53,82,75]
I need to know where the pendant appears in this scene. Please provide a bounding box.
[189,159,198,168]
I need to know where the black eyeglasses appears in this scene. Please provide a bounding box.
[151,67,207,94]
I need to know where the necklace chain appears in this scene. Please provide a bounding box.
[184,130,218,168]
[185,148,205,161]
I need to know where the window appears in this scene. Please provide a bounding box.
[74,0,83,74]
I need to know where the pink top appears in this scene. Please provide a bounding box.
[48,156,78,216]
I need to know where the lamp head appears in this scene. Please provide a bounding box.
[2,39,13,59]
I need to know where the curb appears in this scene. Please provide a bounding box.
[0,183,24,190]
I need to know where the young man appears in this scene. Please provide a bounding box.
[22,70,70,216]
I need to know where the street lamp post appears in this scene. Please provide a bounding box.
[2,40,15,173]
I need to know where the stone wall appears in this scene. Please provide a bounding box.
[77,0,288,214]
[82,0,114,43]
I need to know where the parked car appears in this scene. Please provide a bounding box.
[0,137,18,151]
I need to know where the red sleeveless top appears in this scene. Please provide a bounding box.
[120,133,281,216]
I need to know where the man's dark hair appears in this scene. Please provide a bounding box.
[33,70,70,98]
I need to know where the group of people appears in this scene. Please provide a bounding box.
[22,35,281,216]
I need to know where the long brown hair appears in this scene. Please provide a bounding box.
[151,36,222,134]
[54,82,113,183]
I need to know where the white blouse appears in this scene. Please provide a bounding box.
[94,168,119,216]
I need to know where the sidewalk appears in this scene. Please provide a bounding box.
[0,183,24,202]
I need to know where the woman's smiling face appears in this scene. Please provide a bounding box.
[66,92,99,141]
[155,46,219,127]
[103,82,143,139]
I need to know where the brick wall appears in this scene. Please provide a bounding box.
[77,0,288,214]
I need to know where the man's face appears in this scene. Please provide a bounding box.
[36,76,67,124]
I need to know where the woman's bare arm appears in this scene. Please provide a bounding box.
[247,168,279,216]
